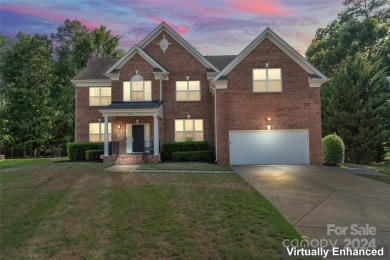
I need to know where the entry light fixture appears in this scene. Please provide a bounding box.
[117,124,121,129]
[266,117,271,130]
[136,119,139,124]
[187,113,190,119]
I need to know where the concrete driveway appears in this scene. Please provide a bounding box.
[233,165,390,247]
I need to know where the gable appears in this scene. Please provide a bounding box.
[212,28,328,87]
[139,22,219,72]
[104,45,168,80]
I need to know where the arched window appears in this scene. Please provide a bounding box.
[123,74,152,101]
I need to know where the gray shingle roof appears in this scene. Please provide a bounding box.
[73,57,120,80]
[73,55,237,80]
[308,74,322,79]
[204,55,237,71]
[103,101,162,110]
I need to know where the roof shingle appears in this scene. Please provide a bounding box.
[73,57,119,80]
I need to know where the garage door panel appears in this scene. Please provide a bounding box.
[229,130,309,165]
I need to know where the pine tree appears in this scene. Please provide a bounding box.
[322,54,390,163]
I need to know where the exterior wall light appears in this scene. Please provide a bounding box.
[117,124,121,129]
[136,119,139,124]
[266,117,271,130]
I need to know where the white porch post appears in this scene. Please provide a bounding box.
[104,115,109,156]
[153,114,159,156]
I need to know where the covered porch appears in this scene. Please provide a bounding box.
[99,101,163,164]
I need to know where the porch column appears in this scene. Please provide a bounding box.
[153,114,159,156]
[104,115,109,156]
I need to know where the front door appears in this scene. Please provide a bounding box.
[132,125,145,152]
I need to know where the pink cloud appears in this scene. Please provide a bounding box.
[148,16,190,35]
[230,0,289,16]
[1,4,99,30]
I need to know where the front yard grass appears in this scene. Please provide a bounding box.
[0,158,299,259]
[139,162,232,171]
[365,160,390,175]
[0,157,55,169]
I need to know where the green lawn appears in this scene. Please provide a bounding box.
[0,159,299,259]
[139,162,232,171]
[366,161,390,175]
[0,158,56,169]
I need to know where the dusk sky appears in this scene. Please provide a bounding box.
[1,0,344,56]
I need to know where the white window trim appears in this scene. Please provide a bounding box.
[123,74,152,102]
[174,119,204,142]
[89,87,111,106]
[89,122,112,142]
[176,80,201,101]
[253,68,282,93]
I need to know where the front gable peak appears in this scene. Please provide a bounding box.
[212,27,328,87]
[104,45,169,80]
[139,22,220,73]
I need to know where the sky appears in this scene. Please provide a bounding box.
[1,0,345,56]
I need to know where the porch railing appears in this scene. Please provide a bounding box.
[109,141,119,156]
[144,140,154,154]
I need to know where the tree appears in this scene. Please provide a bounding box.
[322,54,390,163]
[1,20,124,156]
[1,33,54,156]
[306,0,390,76]
[306,0,390,163]
[90,25,124,60]
[340,0,390,22]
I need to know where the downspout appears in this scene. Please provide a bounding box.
[210,85,217,163]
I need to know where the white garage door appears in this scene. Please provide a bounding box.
[229,130,309,165]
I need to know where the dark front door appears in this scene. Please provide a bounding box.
[132,125,145,152]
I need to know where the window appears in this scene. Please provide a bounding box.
[89,87,111,106]
[175,119,203,142]
[123,74,152,101]
[253,68,282,92]
[176,80,200,101]
[89,123,112,142]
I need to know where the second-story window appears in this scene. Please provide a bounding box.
[123,74,152,101]
[89,87,111,106]
[176,80,201,101]
[253,68,282,92]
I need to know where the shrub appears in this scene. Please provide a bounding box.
[86,150,104,161]
[67,142,104,160]
[163,141,209,160]
[322,134,345,165]
[172,150,214,162]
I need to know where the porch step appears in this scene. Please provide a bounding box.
[115,154,159,165]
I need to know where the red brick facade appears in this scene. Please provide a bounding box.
[216,38,322,164]
[74,24,324,165]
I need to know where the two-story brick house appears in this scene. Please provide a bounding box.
[72,22,328,165]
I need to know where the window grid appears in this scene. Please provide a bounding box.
[89,87,111,106]
[175,119,204,142]
[123,81,152,101]
[176,80,201,101]
[253,68,282,93]
[89,123,112,142]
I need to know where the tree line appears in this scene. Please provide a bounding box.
[306,0,390,163]
[0,20,124,157]
[1,0,389,163]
